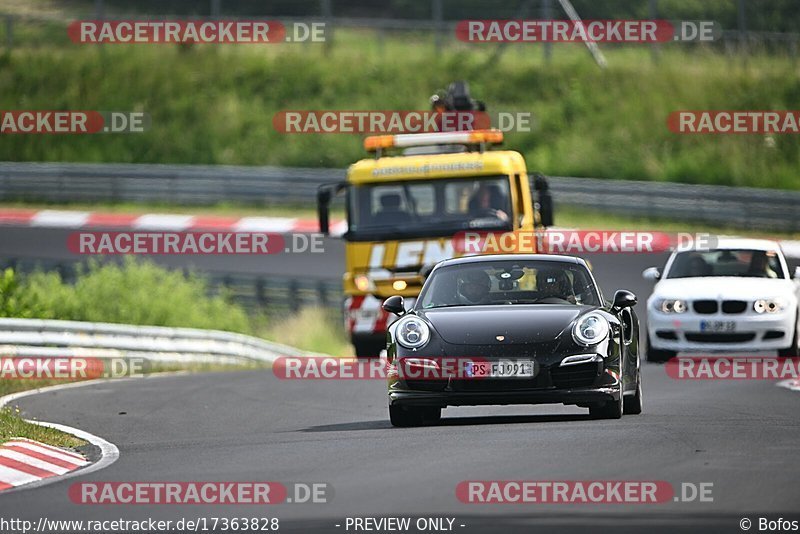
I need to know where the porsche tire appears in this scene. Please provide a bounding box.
[389,405,440,427]
[646,333,676,363]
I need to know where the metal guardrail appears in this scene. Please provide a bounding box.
[0,317,311,365]
[0,162,344,206]
[547,176,800,232]
[1,161,799,231]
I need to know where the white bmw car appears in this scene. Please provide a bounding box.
[643,238,800,361]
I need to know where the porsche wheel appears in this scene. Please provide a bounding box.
[646,333,676,363]
[389,406,440,427]
[623,372,643,415]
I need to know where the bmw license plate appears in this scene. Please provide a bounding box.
[466,360,535,378]
[700,320,736,333]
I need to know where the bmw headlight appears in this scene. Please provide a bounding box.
[657,299,687,314]
[754,298,786,314]
[396,316,431,349]
[573,312,609,346]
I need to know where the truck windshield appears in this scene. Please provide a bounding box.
[347,176,512,241]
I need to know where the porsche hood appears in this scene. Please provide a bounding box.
[417,305,588,345]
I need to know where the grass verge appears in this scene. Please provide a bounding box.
[262,306,351,357]
[0,406,85,449]
[1,27,799,189]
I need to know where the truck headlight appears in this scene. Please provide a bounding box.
[657,299,687,314]
[396,316,431,349]
[573,312,609,346]
[354,274,373,292]
[754,298,786,314]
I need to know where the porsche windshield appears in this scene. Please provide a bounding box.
[666,249,787,279]
[347,176,512,240]
[418,260,601,308]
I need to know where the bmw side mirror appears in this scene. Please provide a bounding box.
[612,290,637,309]
[642,267,661,281]
[382,295,406,316]
[794,266,800,279]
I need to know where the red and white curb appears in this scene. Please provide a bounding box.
[0,208,347,236]
[0,209,797,256]
[0,438,88,491]
[0,381,120,494]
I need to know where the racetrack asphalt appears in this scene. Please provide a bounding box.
[1,226,799,533]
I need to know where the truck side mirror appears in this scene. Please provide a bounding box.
[317,188,331,235]
[317,182,347,236]
[532,173,553,227]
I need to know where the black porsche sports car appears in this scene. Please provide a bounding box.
[383,254,642,427]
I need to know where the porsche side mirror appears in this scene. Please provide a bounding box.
[612,290,637,309]
[794,266,800,279]
[382,295,406,316]
[642,267,661,281]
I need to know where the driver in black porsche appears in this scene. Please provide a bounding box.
[536,269,577,304]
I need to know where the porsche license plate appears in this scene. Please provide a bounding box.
[700,320,736,333]
[467,360,535,378]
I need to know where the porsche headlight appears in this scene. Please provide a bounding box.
[657,299,687,314]
[573,312,609,346]
[754,298,786,314]
[396,316,431,349]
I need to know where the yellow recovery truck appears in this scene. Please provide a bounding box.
[318,128,554,357]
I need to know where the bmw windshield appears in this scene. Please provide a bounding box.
[666,249,787,279]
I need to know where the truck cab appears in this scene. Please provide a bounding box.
[318,129,553,357]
